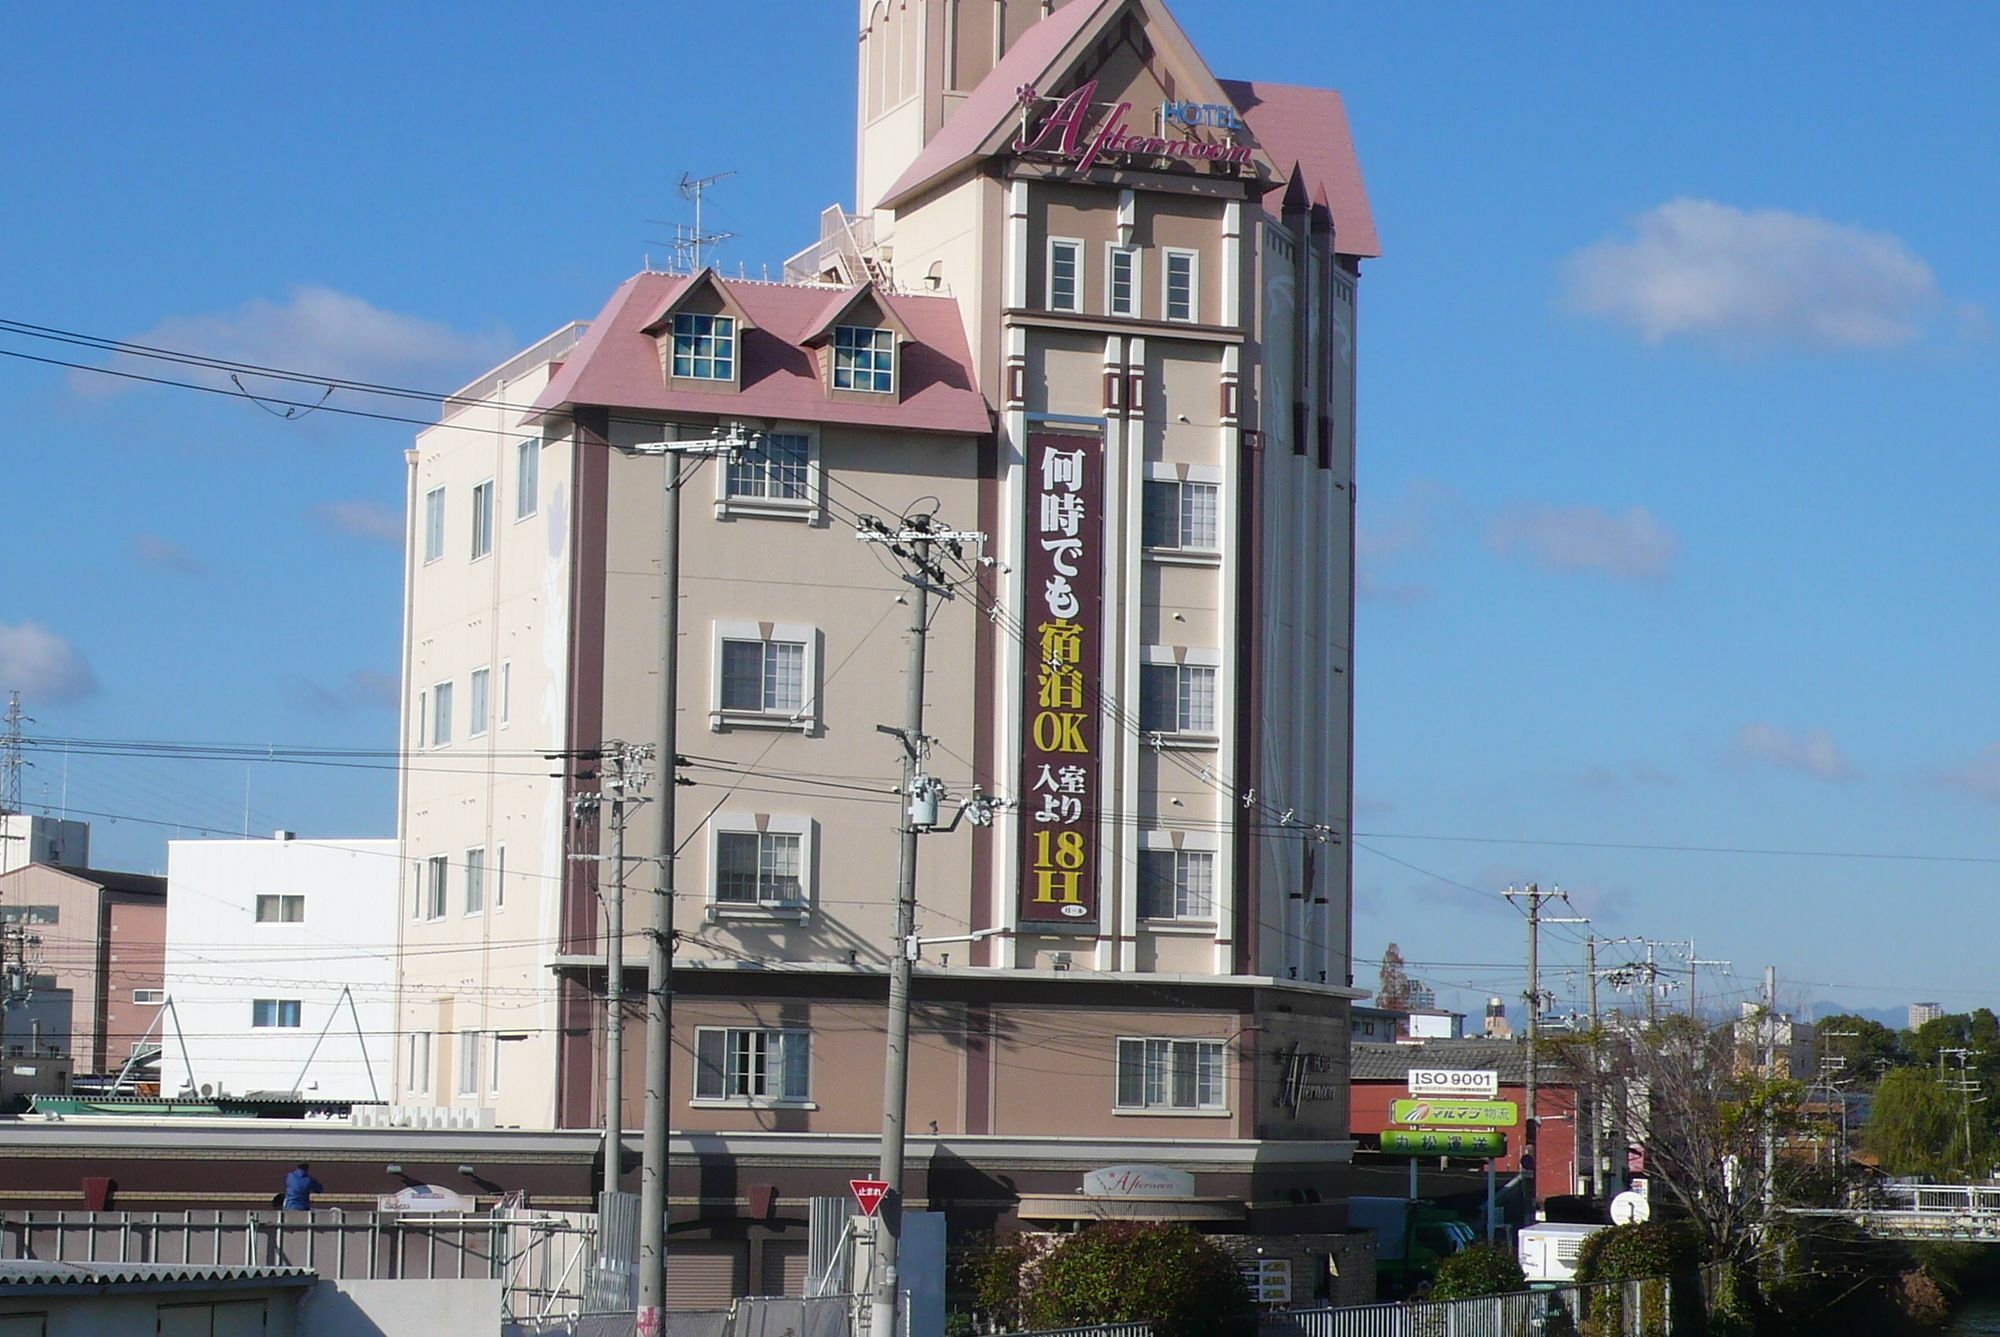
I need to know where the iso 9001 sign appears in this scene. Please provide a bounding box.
[1407,1068,1499,1099]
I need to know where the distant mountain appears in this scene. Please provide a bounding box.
[1799,1001,1917,1031]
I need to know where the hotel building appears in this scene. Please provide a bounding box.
[395,0,1376,1294]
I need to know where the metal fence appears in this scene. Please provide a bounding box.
[528,1295,857,1337]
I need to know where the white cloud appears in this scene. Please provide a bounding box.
[131,533,202,575]
[1487,503,1678,582]
[0,621,98,704]
[292,669,401,717]
[1934,743,2000,804]
[1563,198,1956,350]
[314,500,403,544]
[73,286,510,402]
[1730,723,1857,782]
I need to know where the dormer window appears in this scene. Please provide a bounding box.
[832,326,895,393]
[671,313,735,380]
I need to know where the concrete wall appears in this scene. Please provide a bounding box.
[0,1287,301,1337]
[295,1278,501,1337]
[0,815,89,876]
[162,836,398,1099]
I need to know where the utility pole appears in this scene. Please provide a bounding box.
[625,427,746,1336]
[1685,939,1730,1020]
[860,514,984,1337]
[1586,935,1602,1204]
[1506,884,1583,1209]
[1762,965,1777,1218]
[598,742,651,1200]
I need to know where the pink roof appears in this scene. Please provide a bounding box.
[876,0,1116,210]
[527,273,992,437]
[1219,80,1379,258]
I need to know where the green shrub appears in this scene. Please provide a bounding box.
[1020,1224,1254,1337]
[1573,1222,1699,1286]
[1428,1242,1526,1299]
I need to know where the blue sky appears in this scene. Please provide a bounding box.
[3,2,1995,1026]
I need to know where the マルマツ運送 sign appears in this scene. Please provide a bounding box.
[1407,1068,1499,1099]
[1391,1098,1520,1128]
[1379,1129,1507,1159]
[1013,80,1255,176]
[1019,430,1104,930]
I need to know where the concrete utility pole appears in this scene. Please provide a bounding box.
[1762,965,1777,1218]
[1506,884,1583,1208]
[625,427,746,1335]
[600,742,652,1201]
[1686,940,1730,1020]
[1586,934,1601,1204]
[860,514,984,1337]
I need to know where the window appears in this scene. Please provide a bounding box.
[671,313,736,380]
[469,667,490,737]
[498,662,511,729]
[693,1027,810,1103]
[470,480,494,559]
[720,637,806,714]
[465,847,485,916]
[725,433,810,503]
[407,1031,431,1094]
[1142,479,1219,552]
[1107,245,1140,316]
[1140,662,1217,736]
[1116,1037,1225,1110]
[1048,238,1083,312]
[716,831,804,907]
[252,999,302,1029]
[1139,849,1216,921]
[1164,249,1198,322]
[426,855,448,920]
[432,681,453,746]
[494,844,507,910]
[458,1029,480,1096]
[416,690,428,750]
[515,439,539,520]
[133,988,165,1005]
[424,487,445,563]
[832,327,895,393]
[489,1033,503,1095]
[255,893,305,924]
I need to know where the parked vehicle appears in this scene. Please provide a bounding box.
[1517,1222,1608,1284]
[1348,1196,1478,1297]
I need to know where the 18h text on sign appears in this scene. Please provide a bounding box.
[1018,431,1105,930]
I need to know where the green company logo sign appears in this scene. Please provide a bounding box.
[1379,1129,1508,1158]
[1391,1098,1519,1128]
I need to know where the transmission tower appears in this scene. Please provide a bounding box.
[1,692,28,815]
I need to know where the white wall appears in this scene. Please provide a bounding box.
[0,813,90,876]
[296,1279,501,1337]
[163,836,398,1100]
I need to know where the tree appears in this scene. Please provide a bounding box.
[1020,1224,1254,1337]
[1865,1066,1983,1179]
[1812,1014,1902,1085]
[1429,1242,1525,1299]
[1377,943,1412,1011]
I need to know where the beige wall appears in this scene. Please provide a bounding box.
[0,866,164,1074]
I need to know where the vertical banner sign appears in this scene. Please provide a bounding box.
[1019,430,1104,929]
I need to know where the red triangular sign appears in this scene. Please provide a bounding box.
[850,1179,890,1217]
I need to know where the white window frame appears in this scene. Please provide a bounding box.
[1114,1036,1227,1113]
[708,815,816,919]
[423,486,445,564]
[406,1031,431,1095]
[498,661,511,729]
[469,666,490,738]
[1047,237,1084,313]
[1163,247,1199,323]
[670,312,737,381]
[252,999,303,1029]
[515,439,539,521]
[691,1026,812,1107]
[489,1032,504,1095]
[425,855,448,921]
[133,988,165,1006]
[494,843,507,911]
[717,426,820,521]
[1141,464,1223,559]
[1139,648,1221,742]
[415,689,428,750]
[1106,243,1141,317]
[464,846,485,916]
[470,479,495,560]
[831,326,896,394]
[457,1029,480,1097]
[431,680,454,748]
[711,621,819,733]
[1137,833,1220,924]
[254,893,305,925]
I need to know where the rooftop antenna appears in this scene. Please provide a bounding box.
[2,691,28,815]
[650,170,737,274]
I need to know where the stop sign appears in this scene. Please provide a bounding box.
[850,1179,890,1217]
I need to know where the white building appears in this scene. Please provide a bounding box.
[162,834,397,1101]
[0,813,89,877]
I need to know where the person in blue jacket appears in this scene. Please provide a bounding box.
[282,1163,324,1210]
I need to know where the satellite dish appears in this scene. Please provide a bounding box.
[199,1084,214,1099]
[1610,1191,1651,1226]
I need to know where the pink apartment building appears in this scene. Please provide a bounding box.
[397,0,1375,1298]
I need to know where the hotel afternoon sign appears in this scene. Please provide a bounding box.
[1014,80,1254,175]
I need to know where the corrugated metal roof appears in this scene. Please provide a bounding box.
[0,1259,315,1289]
[1350,1039,1550,1084]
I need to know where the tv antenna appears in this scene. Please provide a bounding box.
[648,170,737,274]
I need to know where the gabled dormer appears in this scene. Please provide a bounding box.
[799,282,912,405]
[642,269,754,394]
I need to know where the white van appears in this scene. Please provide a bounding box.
[1516,1223,1607,1284]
